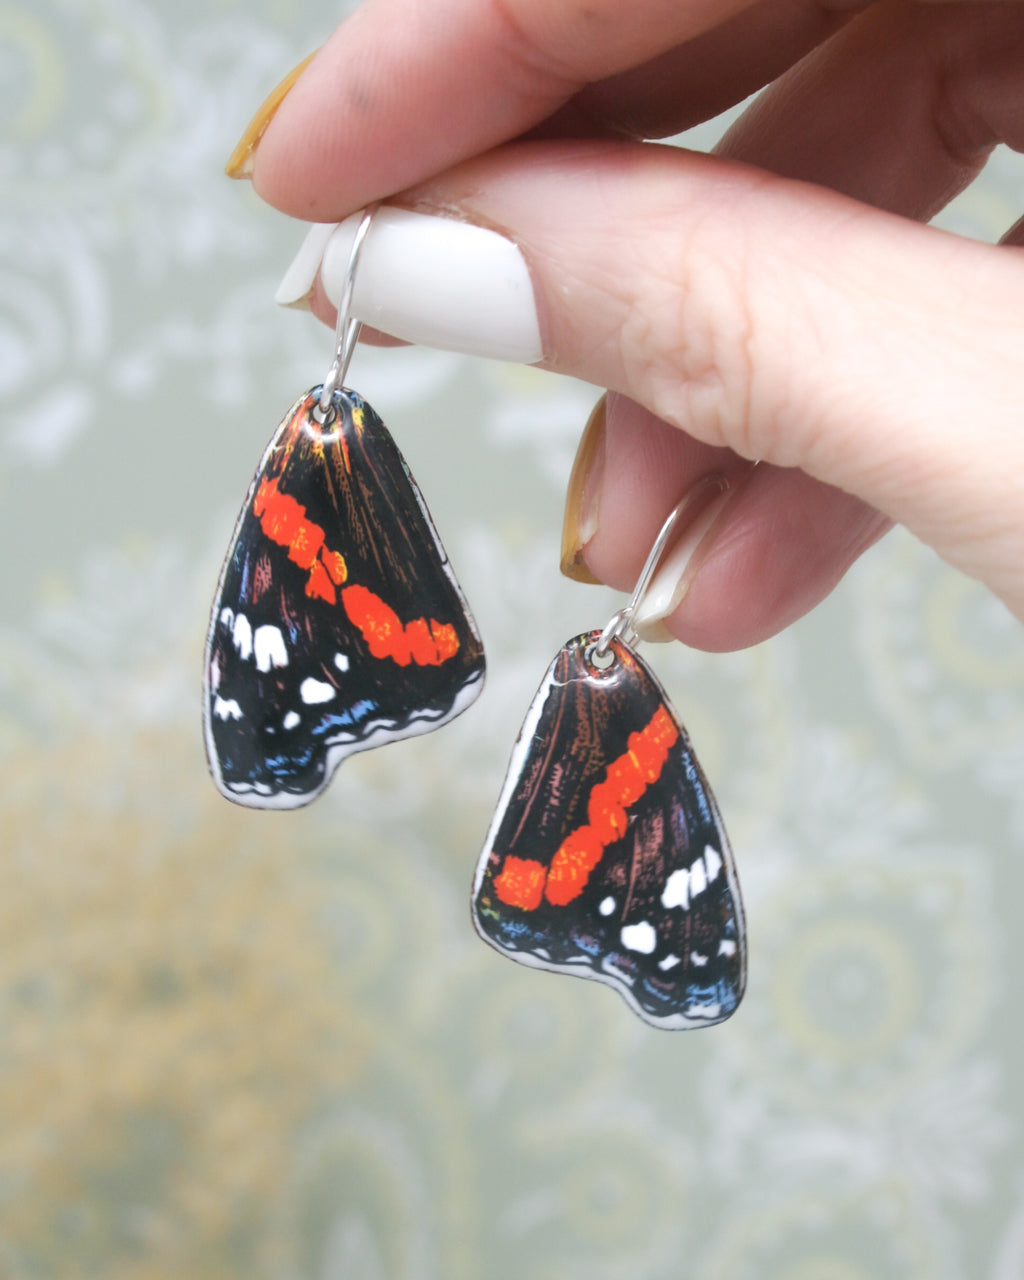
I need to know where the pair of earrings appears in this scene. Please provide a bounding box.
[203,209,746,1030]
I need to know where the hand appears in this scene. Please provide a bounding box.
[238,0,1024,651]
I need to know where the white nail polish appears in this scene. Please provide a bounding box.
[277,208,543,364]
[274,221,339,309]
[632,489,733,642]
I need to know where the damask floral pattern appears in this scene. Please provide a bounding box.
[2,1,1023,1276]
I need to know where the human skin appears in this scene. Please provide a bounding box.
[239,0,1024,651]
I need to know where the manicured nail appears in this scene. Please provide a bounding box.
[633,476,737,642]
[273,221,338,310]
[225,49,318,179]
[275,207,544,363]
[560,396,606,584]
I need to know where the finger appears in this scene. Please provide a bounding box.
[716,0,1024,220]
[569,0,860,139]
[564,395,891,650]
[297,212,890,651]
[665,463,892,650]
[400,139,1024,623]
[251,0,853,218]
[568,0,1024,168]
[565,0,1024,646]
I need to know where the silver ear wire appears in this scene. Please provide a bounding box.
[318,204,379,416]
[592,475,728,659]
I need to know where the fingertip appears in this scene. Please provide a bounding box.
[574,393,742,594]
[561,395,607,584]
[250,57,342,215]
[665,468,892,651]
[572,397,891,651]
[226,49,321,182]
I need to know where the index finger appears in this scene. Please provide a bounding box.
[251,0,765,217]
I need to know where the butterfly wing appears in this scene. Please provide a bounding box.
[204,387,485,808]
[473,632,744,1028]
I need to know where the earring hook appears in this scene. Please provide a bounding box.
[318,204,379,416]
[592,474,728,659]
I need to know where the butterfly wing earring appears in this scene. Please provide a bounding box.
[204,207,485,808]
[472,495,745,1028]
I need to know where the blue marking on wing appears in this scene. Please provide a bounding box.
[312,699,377,736]
[683,754,713,825]
[685,979,740,1014]
[570,931,602,957]
[497,918,534,943]
[266,748,315,778]
[234,544,253,603]
[607,951,639,978]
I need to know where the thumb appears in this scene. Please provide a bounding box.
[401,140,1024,628]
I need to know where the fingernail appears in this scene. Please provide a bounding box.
[560,396,606,584]
[276,207,544,363]
[225,49,318,179]
[273,221,338,310]
[632,475,737,642]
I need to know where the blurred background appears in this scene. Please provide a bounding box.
[2,1,1024,1276]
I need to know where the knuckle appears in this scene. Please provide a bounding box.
[484,0,585,95]
[618,217,797,466]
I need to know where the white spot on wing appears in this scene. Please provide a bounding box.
[334,652,349,672]
[704,844,723,882]
[209,656,221,692]
[232,612,252,660]
[718,939,737,958]
[254,625,288,673]
[213,696,243,721]
[620,921,657,954]
[658,953,680,971]
[661,869,689,910]
[300,676,336,705]
[219,606,234,629]
[283,710,300,730]
[690,951,709,967]
[599,896,616,917]
[690,856,707,898]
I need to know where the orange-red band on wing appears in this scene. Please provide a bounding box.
[341,584,460,667]
[253,477,459,666]
[492,856,547,911]
[493,706,679,910]
[255,477,325,569]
